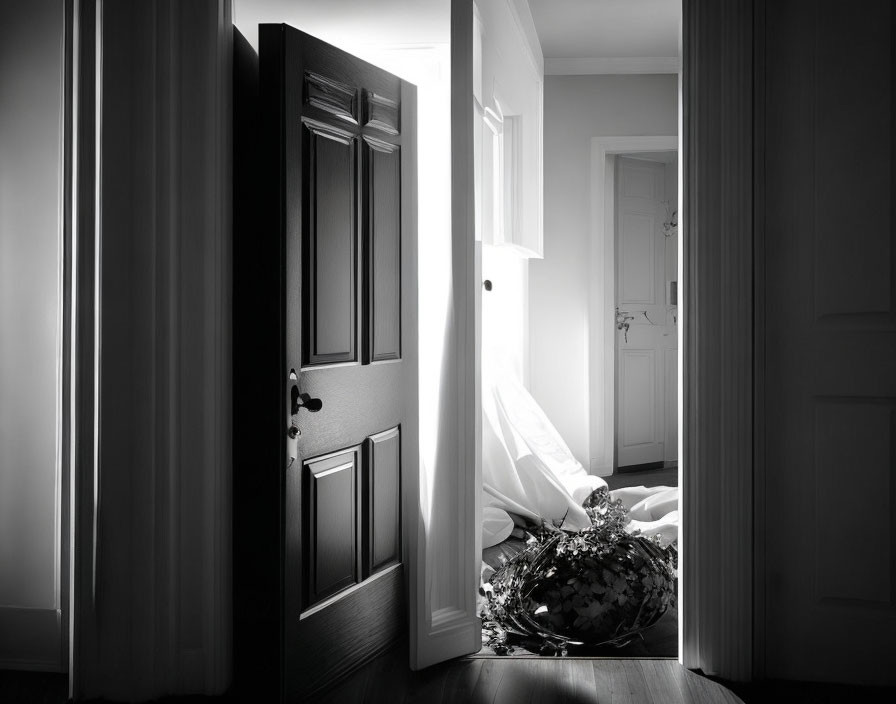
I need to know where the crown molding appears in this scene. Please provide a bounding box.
[545,56,680,75]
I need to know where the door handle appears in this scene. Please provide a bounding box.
[290,385,323,415]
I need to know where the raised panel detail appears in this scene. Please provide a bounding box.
[619,211,656,305]
[305,71,357,124]
[364,92,400,135]
[304,121,357,366]
[620,349,656,447]
[621,166,656,200]
[815,399,894,606]
[304,447,360,607]
[664,348,678,462]
[365,427,401,576]
[364,138,401,362]
[813,4,893,322]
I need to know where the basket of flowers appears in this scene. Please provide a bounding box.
[480,486,677,655]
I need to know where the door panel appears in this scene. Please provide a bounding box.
[364,137,402,362]
[259,24,416,700]
[762,0,896,683]
[664,348,678,463]
[364,91,400,134]
[305,71,358,123]
[305,448,361,606]
[619,211,657,304]
[620,349,656,448]
[366,427,401,576]
[814,400,893,605]
[304,122,358,366]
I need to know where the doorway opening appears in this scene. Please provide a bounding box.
[613,151,678,479]
[473,0,682,660]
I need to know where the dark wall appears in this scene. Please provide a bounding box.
[0,0,64,671]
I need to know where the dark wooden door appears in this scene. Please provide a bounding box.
[259,24,417,700]
[761,0,896,684]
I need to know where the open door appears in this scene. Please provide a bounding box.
[259,25,418,699]
[614,156,677,471]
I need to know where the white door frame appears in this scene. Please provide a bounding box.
[588,136,678,477]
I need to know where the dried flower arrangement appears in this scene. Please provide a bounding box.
[480,486,677,656]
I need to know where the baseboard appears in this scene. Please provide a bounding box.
[617,461,665,474]
[0,606,63,672]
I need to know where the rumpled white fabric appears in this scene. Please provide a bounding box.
[481,371,679,549]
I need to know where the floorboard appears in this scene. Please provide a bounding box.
[4,659,896,703]
[319,646,744,704]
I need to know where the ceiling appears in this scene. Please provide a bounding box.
[527,0,680,60]
[233,0,450,52]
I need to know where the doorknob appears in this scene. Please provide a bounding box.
[290,385,323,414]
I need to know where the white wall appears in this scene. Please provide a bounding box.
[530,74,677,469]
[0,0,63,670]
[476,0,543,387]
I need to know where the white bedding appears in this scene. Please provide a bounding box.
[481,370,679,549]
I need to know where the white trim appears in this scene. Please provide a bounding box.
[506,0,544,77]
[409,0,481,669]
[589,136,677,477]
[545,56,681,75]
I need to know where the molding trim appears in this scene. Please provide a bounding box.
[506,0,544,77]
[589,136,677,478]
[680,0,753,681]
[545,56,681,75]
[410,0,481,671]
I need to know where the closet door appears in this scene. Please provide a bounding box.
[761,0,896,684]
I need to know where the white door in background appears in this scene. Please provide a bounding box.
[615,156,678,469]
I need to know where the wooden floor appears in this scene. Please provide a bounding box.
[5,659,896,703]
[320,647,743,703]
